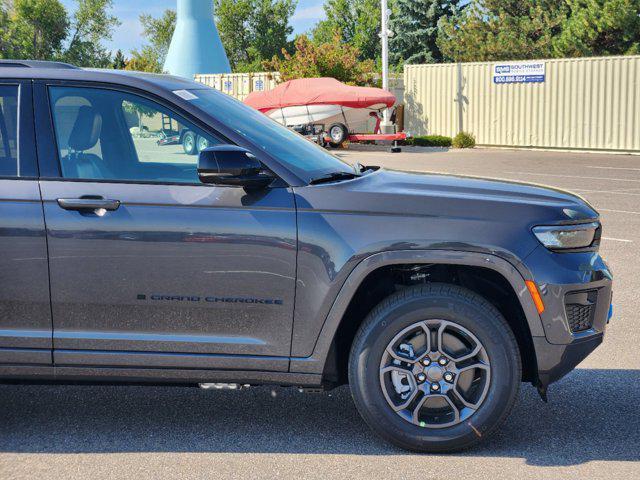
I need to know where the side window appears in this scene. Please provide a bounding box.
[49,86,221,184]
[0,85,19,177]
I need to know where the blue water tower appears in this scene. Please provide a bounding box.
[164,0,231,79]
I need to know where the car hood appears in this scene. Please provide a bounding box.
[298,168,598,223]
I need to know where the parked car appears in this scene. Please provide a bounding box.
[0,60,613,452]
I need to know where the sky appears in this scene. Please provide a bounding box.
[60,0,326,55]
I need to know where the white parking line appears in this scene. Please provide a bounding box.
[599,208,640,215]
[573,189,640,196]
[586,165,640,172]
[505,171,640,183]
[602,237,634,243]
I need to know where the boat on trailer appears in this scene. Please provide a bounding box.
[244,77,398,147]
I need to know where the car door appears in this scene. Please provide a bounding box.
[34,82,297,372]
[0,80,52,366]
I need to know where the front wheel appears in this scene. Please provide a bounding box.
[349,283,521,452]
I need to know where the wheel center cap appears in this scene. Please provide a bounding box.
[426,366,444,382]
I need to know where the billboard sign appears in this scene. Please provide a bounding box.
[493,62,546,84]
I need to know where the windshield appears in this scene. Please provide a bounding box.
[186,88,355,182]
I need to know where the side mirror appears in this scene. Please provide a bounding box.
[198,145,273,188]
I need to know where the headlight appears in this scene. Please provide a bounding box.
[532,222,600,251]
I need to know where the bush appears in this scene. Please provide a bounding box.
[406,135,452,147]
[452,131,476,148]
[264,34,376,85]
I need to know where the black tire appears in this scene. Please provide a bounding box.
[182,130,197,155]
[328,123,348,148]
[349,283,521,452]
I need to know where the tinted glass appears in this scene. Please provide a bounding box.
[186,88,355,181]
[49,86,220,184]
[0,85,19,177]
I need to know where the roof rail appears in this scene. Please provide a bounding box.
[0,60,79,70]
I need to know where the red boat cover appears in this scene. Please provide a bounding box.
[244,77,396,112]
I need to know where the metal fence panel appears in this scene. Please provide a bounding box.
[404,55,640,153]
[195,73,405,105]
[195,72,280,101]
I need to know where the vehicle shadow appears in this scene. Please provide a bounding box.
[0,368,638,466]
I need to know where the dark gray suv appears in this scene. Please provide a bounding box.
[0,60,613,452]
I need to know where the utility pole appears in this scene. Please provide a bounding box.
[380,0,391,127]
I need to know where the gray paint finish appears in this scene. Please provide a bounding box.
[0,66,613,392]
[0,180,52,363]
[290,169,598,357]
[39,181,297,364]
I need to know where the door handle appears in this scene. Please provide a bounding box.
[57,197,121,212]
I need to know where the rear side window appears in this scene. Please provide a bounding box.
[0,85,19,177]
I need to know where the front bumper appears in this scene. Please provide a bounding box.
[533,334,603,386]
[523,246,613,387]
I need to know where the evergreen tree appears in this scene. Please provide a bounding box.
[553,0,640,57]
[112,49,126,69]
[389,0,461,65]
[438,0,567,62]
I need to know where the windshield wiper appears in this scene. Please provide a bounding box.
[309,171,360,185]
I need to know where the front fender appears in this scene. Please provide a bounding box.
[289,249,545,375]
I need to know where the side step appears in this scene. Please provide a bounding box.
[199,383,249,390]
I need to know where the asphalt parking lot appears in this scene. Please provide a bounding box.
[1,147,639,479]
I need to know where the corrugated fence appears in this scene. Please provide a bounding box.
[194,72,406,105]
[404,55,640,153]
[195,72,281,101]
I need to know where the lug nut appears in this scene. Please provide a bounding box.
[421,358,431,366]
[438,357,448,366]
[444,372,454,383]
[416,373,427,383]
[431,383,440,392]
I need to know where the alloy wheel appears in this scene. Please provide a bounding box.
[379,319,491,429]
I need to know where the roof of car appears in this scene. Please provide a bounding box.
[0,60,208,93]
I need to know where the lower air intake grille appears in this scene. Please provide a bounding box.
[565,290,597,333]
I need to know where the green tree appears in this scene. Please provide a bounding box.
[126,9,176,73]
[5,0,70,59]
[62,0,120,67]
[438,0,567,62]
[312,0,387,62]
[553,0,640,57]
[126,45,165,73]
[215,0,297,71]
[112,48,126,69]
[122,100,156,133]
[126,1,296,73]
[389,0,462,65]
[265,33,376,84]
[248,0,296,67]
[214,0,252,69]
[0,2,11,57]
